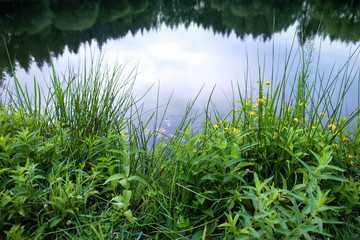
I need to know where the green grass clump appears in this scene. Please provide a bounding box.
[0,44,360,239]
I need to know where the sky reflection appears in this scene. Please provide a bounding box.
[3,22,359,135]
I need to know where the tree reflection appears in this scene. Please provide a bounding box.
[0,0,359,84]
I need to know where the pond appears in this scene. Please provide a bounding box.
[1,0,359,134]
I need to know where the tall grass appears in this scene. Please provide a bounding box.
[0,40,359,239]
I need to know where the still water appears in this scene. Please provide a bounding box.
[1,0,359,133]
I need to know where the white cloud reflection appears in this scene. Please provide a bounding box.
[4,22,359,135]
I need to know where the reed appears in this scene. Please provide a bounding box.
[0,41,359,239]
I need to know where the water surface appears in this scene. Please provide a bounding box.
[1,0,359,133]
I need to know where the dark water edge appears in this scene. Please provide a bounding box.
[1,0,360,85]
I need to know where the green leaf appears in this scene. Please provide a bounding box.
[50,217,63,228]
[297,158,314,175]
[225,158,246,168]
[322,218,343,224]
[292,184,307,191]
[120,178,130,189]
[200,174,219,182]
[123,165,130,177]
[104,173,125,184]
[196,195,206,205]
[318,205,343,212]
[275,228,292,235]
[18,208,25,217]
[122,190,132,209]
[324,165,345,172]
[191,229,204,240]
[124,209,135,224]
[317,174,347,182]
[128,175,150,187]
[33,175,48,180]
[202,208,214,217]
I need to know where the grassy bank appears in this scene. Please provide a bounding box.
[1,45,360,239]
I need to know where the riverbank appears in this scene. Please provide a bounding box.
[1,51,359,239]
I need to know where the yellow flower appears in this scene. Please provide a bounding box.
[348,159,354,165]
[232,128,239,133]
[224,127,229,131]
[213,125,218,129]
[234,109,239,112]
[264,81,271,86]
[327,118,333,121]
[346,154,353,158]
[343,137,349,141]
[247,97,252,100]
[300,102,307,107]
[294,118,299,122]
[252,104,259,109]
[311,126,316,129]
[257,98,265,103]
[319,112,326,116]
[255,116,259,120]
[250,111,256,117]
[333,144,339,149]
[328,124,336,131]
[345,132,350,136]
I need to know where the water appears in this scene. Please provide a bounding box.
[1,0,359,134]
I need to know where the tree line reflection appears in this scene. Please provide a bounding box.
[0,0,359,85]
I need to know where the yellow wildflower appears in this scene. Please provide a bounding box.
[232,128,239,133]
[224,127,229,131]
[264,81,271,86]
[294,118,299,122]
[213,125,218,129]
[343,137,349,141]
[328,124,336,131]
[252,104,259,109]
[255,117,259,120]
[348,159,354,165]
[345,132,350,136]
[250,111,256,117]
[319,112,326,117]
[234,109,239,112]
[257,98,265,103]
[346,154,353,158]
[327,118,333,121]
[311,126,316,129]
[247,97,252,100]
[333,144,339,149]
[300,102,307,107]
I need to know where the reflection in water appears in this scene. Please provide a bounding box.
[0,0,359,85]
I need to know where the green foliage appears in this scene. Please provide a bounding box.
[1,43,360,239]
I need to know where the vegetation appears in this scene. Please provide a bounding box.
[1,40,360,239]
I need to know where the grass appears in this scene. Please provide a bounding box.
[0,41,360,239]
